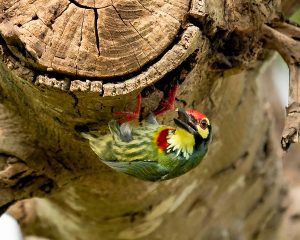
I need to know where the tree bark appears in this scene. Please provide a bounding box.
[0,0,296,239]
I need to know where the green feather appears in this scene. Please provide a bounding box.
[82,120,210,181]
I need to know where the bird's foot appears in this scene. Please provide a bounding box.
[113,94,141,123]
[113,83,178,122]
[153,84,178,116]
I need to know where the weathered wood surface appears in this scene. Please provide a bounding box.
[0,0,190,78]
[262,22,300,150]
[0,0,296,239]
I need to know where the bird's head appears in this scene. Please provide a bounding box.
[174,108,212,144]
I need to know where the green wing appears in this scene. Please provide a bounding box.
[82,121,173,181]
[103,159,169,181]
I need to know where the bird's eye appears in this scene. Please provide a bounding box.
[200,119,208,129]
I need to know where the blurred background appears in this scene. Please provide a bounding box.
[274,9,300,240]
[0,9,299,240]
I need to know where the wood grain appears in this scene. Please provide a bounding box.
[0,0,189,78]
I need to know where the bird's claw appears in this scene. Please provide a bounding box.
[113,83,178,123]
[153,101,174,115]
[153,84,178,116]
[113,94,141,123]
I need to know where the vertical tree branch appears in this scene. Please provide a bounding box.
[262,22,300,150]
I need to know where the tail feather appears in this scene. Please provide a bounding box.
[108,120,120,139]
[81,132,110,158]
[80,132,96,141]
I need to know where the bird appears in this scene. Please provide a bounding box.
[81,107,212,181]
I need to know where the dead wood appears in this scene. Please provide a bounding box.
[0,0,297,239]
[262,21,300,150]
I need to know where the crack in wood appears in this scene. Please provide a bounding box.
[93,9,101,56]
[111,3,127,26]
[136,0,153,14]
[68,0,97,10]
[75,9,85,76]
[8,170,28,181]
[69,0,111,10]
[68,91,81,116]
[128,21,155,52]
[111,3,142,69]
[49,3,72,28]
[0,10,194,92]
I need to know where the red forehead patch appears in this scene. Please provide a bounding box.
[185,109,206,121]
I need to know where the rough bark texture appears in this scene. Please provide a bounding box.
[262,21,300,150]
[0,0,297,239]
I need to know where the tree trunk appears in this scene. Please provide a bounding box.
[0,0,295,239]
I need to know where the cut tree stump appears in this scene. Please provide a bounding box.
[0,0,297,239]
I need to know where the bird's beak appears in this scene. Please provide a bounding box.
[174,108,199,137]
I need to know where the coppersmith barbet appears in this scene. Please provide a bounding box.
[82,108,211,181]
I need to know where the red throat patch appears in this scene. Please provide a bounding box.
[156,128,173,150]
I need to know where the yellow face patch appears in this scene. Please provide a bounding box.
[197,117,210,139]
